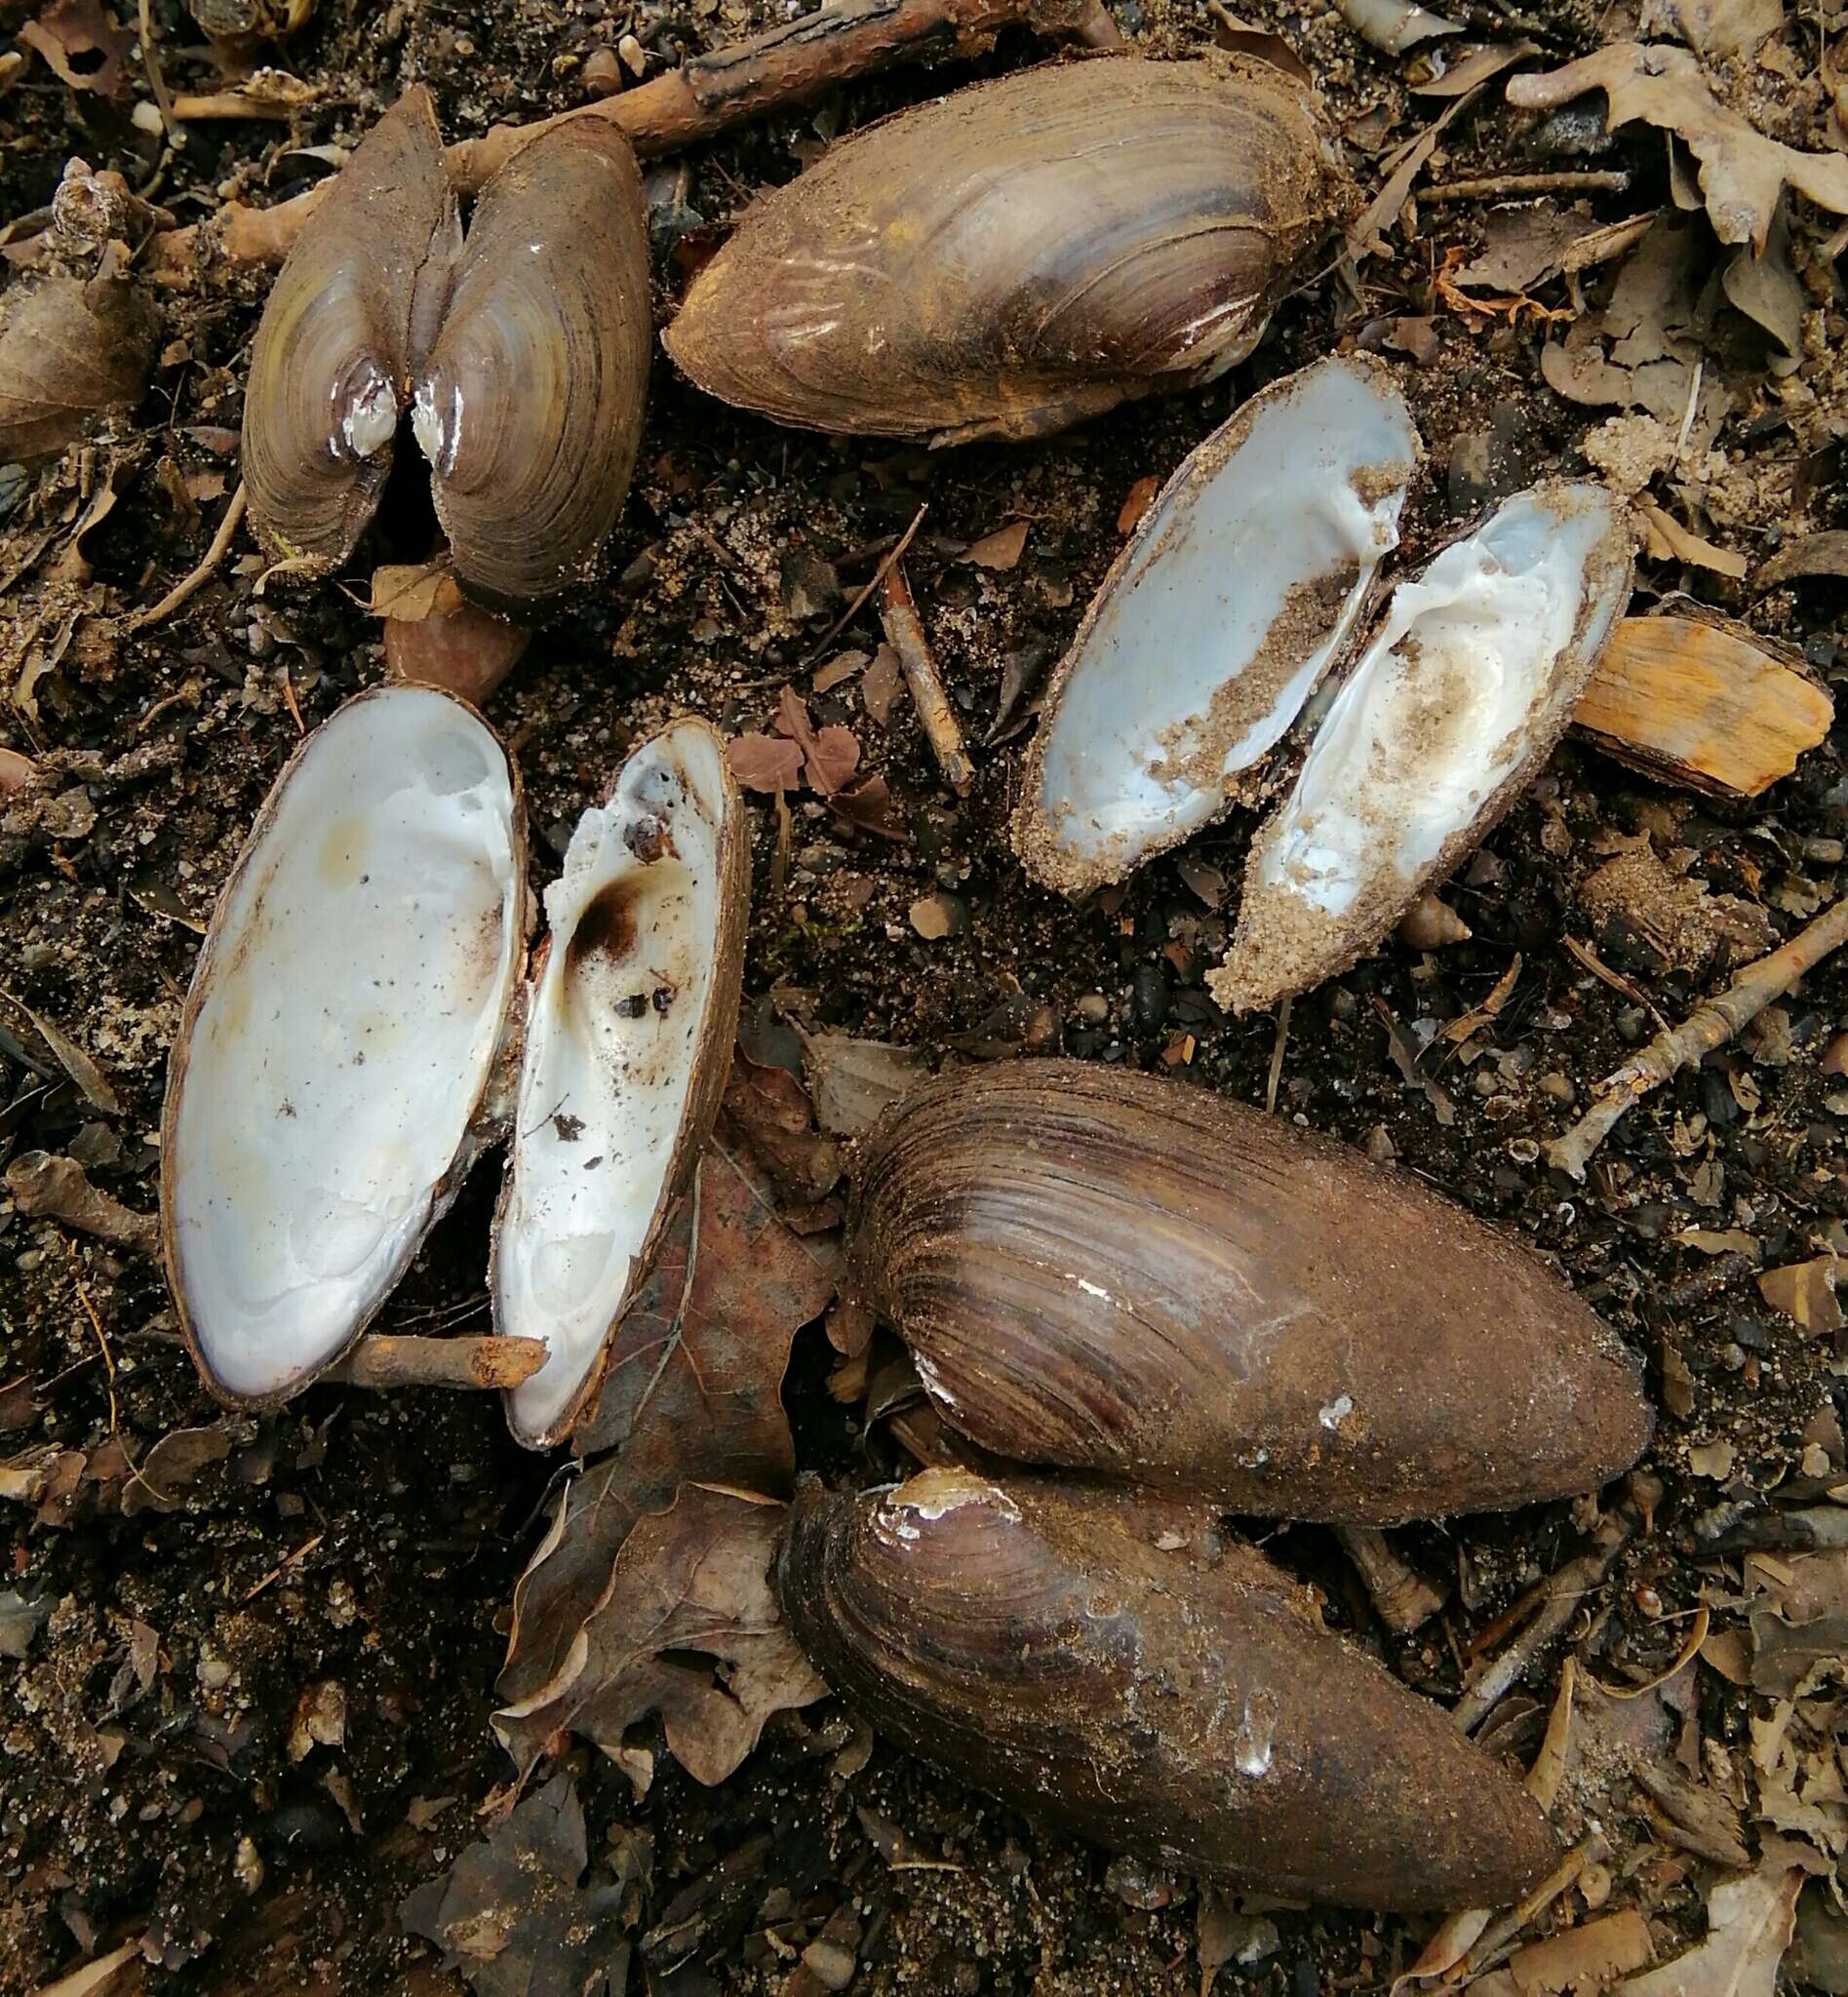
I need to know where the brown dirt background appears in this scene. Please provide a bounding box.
[2,0,1845,1988]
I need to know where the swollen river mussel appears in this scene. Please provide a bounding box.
[161,691,746,1436]
[779,1470,1559,1909]
[849,1061,1652,1523]
[243,89,650,609]
[664,57,1344,445]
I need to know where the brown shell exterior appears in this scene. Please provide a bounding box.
[243,89,460,575]
[849,1060,1652,1523]
[494,718,753,1449]
[160,685,531,1413]
[663,57,1341,445]
[416,120,651,608]
[779,1471,1559,1909]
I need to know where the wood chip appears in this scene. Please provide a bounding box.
[961,520,1028,571]
[1117,477,1159,534]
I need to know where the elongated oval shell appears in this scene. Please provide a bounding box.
[663,59,1343,445]
[244,89,460,574]
[850,1061,1652,1523]
[1014,356,1418,894]
[162,686,528,1408]
[412,121,651,608]
[1213,480,1634,1014]
[779,1470,1558,1909]
[493,719,750,1447]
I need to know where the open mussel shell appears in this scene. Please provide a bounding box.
[492,719,750,1449]
[1014,356,1418,895]
[779,1470,1559,1909]
[1213,480,1634,1014]
[663,58,1344,446]
[162,686,529,1409]
[413,121,651,609]
[850,1061,1652,1523]
[243,89,461,576]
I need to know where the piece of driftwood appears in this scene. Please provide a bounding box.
[141,0,1120,282]
[1573,613,1833,800]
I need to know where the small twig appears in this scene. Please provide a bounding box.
[1546,891,1848,1178]
[880,561,974,796]
[1338,1525,1446,1634]
[65,1238,164,1508]
[806,502,927,663]
[1451,1510,1634,1734]
[1560,933,1667,1033]
[323,1334,548,1391]
[7,1152,159,1255]
[1419,169,1632,202]
[1671,352,1705,467]
[242,1530,326,1602]
[1264,996,1291,1116]
[127,482,247,632]
[137,0,177,137]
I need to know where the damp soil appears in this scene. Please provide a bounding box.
[2,0,1847,1990]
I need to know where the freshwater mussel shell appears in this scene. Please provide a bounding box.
[243,88,460,576]
[161,685,529,1409]
[664,57,1344,445]
[779,1470,1559,1909]
[1013,354,1419,895]
[850,1061,1652,1523]
[413,120,652,610]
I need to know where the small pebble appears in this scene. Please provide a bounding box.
[1075,993,1110,1026]
[618,30,647,74]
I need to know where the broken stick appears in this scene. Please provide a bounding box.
[1546,889,1848,1179]
[6,1151,159,1255]
[325,1334,547,1391]
[880,560,975,796]
[1338,1524,1446,1634]
[141,0,1120,283]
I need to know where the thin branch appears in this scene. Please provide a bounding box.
[127,482,247,631]
[325,1334,548,1390]
[880,560,974,796]
[1546,891,1848,1178]
[806,501,927,663]
[1338,1524,1446,1633]
[140,0,1116,282]
[1419,169,1631,202]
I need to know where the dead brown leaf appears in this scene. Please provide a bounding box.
[19,0,133,95]
[1507,44,1848,252]
[771,683,860,795]
[1509,1909,1654,1995]
[961,520,1028,571]
[799,1030,929,1140]
[1615,1864,1802,1997]
[726,731,804,795]
[492,1483,827,1788]
[1757,1256,1844,1336]
[495,1135,834,1710]
[827,771,908,842]
[722,1052,843,1206]
[1655,0,1785,60]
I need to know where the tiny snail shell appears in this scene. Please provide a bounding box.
[778,1469,1560,1909]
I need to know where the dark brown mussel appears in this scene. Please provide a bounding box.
[664,58,1344,445]
[850,1062,1652,1523]
[243,91,650,608]
[779,1471,1558,1909]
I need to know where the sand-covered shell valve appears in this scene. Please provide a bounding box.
[161,692,748,1441]
[664,57,1345,445]
[242,89,651,610]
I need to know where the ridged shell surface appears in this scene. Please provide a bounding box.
[663,59,1341,444]
[413,121,652,608]
[850,1061,1652,1522]
[779,1471,1559,1909]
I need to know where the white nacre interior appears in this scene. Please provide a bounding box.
[167,687,522,1400]
[1028,358,1418,882]
[496,722,731,1443]
[1249,485,1626,921]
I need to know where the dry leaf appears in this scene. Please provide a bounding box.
[369,562,466,622]
[1510,1910,1654,1994]
[1507,44,1848,252]
[1636,501,1749,580]
[859,646,905,726]
[799,1031,929,1139]
[722,1053,843,1205]
[495,1137,834,1710]
[3,993,121,1115]
[0,275,157,462]
[1653,0,1785,59]
[400,1772,630,1997]
[828,772,907,842]
[1755,532,1848,591]
[1757,1257,1845,1336]
[19,0,133,95]
[726,732,805,794]
[492,1484,827,1788]
[772,683,860,794]
[1615,1865,1802,1997]
[962,520,1029,571]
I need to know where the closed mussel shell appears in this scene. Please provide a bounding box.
[664,58,1343,445]
[412,121,652,608]
[779,1470,1558,1909]
[851,1061,1652,1522]
[243,89,460,574]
